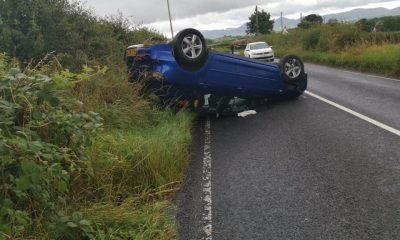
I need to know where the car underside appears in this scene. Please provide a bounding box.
[125,28,307,115]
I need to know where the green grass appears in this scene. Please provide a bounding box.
[84,200,177,240]
[86,111,193,200]
[266,44,400,77]
[203,23,400,77]
[254,24,400,77]
[66,62,195,239]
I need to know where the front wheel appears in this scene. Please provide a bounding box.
[172,28,208,71]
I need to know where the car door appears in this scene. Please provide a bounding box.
[231,56,283,95]
[198,52,283,97]
[198,52,242,95]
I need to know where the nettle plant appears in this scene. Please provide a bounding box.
[0,55,103,239]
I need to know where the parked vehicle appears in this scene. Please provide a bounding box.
[244,42,274,62]
[125,28,307,113]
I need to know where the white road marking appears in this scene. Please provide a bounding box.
[341,70,400,82]
[305,91,400,137]
[202,117,212,240]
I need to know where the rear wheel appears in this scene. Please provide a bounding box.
[280,55,305,85]
[280,55,307,99]
[172,28,208,71]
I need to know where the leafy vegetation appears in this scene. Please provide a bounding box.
[0,0,163,70]
[209,15,400,77]
[298,14,323,29]
[356,16,400,32]
[0,0,194,239]
[0,54,101,238]
[0,55,193,240]
[246,7,274,35]
[255,19,400,77]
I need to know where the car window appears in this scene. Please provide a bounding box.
[250,42,269,50]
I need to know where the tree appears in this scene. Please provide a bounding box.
[0,0,162,70]
[246,7,274,35]
[327,18,338,25]
[298,14,323,29]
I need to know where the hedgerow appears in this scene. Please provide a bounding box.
[0,55,103,239]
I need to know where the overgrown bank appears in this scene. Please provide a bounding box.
[257,23,400,77]
[0,0,194,239]
[0,54,194,239]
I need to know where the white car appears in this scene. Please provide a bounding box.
[244,42,274,62]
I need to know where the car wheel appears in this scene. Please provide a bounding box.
[172,28,208,71]
[280,55,305,85]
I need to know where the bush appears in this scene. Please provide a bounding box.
[302,29,321,50]
[0,0,164,71]
[0,54,103,238]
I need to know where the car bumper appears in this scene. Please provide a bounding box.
[250,55,274,61]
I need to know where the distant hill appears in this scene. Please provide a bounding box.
[203,24,247,39]
[202,7,400,39]
[273,17,300,31]
[323,7,400,22]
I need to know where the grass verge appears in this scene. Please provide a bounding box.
[269,44,400,77]
[69,63,195,239]
[210,24,400,77]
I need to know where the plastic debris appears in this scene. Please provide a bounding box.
[237,110,257,117]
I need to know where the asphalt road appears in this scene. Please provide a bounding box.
[177,63,400,240]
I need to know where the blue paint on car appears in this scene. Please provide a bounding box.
[135,43,306,99]
[127,28,307,110]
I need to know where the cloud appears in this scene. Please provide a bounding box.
[78,0,399,37]
[79,0,264,23]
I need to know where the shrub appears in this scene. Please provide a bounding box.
[0,54,103,238]
[302,29,321,50]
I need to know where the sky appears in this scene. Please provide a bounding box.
[77,0,400,37]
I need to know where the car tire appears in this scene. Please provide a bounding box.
[172,28,208,71]
[280,55,305,85]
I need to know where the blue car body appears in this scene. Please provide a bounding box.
[132,43,307,101]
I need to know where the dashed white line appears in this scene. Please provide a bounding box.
[305,91,400,137]
[341,70,400,82]
[202,117,212,240]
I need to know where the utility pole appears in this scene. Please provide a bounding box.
[255,5,259,35]
[167,0,174,38]
[280,12,283,31]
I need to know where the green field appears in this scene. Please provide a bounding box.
[210,21,400,77]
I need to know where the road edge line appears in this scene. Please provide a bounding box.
[341,70,400,82]
[305,91,400,137]
[202,117,213,239]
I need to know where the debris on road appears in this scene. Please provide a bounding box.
[238,110,257,117]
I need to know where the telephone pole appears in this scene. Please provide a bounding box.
[167,0,174,38]
[280,12,283,31]
[255,5,259,35]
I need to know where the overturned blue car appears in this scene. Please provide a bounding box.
[126,28,307,113]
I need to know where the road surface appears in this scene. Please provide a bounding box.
[177,63,400,240]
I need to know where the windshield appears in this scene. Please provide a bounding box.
[250,42,269,50]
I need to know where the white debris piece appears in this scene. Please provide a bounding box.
[237,110,257,117]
